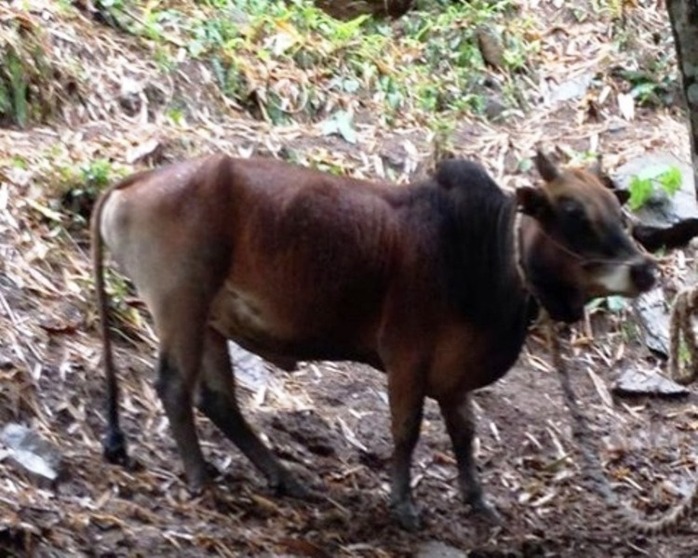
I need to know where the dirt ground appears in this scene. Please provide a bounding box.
[1,0,698,557]
[2,305,697,557]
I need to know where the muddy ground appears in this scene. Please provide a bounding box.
[1,0,698,557]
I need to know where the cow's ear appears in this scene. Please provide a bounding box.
[589,154,614,188]
[534,149,560,183]
[614,189,630,206]
[589,155,630,205]
[516,186,552,221]
[589,155,605,180]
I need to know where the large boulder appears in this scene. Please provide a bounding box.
[313,0,415,20]
[613,152,698,251]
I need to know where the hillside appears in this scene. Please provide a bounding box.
[0,1,696,556]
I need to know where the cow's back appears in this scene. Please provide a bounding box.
[208,157,406,364]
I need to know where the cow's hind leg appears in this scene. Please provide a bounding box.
[387,366,426,531]
[439,393,502,524]
[196,328,309,498]
[152,294,210,493]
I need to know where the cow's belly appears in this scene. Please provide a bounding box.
[208,281,380,369]
[209,282,289,348]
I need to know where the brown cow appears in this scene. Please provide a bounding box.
[91,150,656,530]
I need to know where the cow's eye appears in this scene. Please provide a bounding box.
[559,198,586,222]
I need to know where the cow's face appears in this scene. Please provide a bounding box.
[516,150,657,323]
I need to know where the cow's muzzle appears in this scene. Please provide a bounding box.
[630,258,658,293]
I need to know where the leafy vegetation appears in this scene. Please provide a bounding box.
[0,16,77,127]
[50,158,127,228]
[606,0,678,108]
[628,165,682,210]
[90,0,538,125]
[614,67,678,108]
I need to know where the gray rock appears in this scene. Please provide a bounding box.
[476,26,504,69]
[633,287,671,357]
[547,72,594,104]
[485,95,508,121]
[612,368,689,398]
[0,423,62,481]
[0,352,13,369]
[614,153,698,251]
[228,342,274,391]
[415,541,467,558]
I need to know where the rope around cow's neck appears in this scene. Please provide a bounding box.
[513,210,647,270]
[513,212,698,534]
[512,211,526,290]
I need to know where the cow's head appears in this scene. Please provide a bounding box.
[516,150,657,323]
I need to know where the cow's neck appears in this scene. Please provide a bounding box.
[442,190,536,334]
[492,200,540,330]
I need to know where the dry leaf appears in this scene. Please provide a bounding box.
[587,367,614,408]
[617,93,635,120]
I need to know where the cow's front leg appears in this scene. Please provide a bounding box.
[439,393,502,524]
[387,366,426,531]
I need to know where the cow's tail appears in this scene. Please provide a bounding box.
[91,175,138,467]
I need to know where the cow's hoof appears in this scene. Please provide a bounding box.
[103,430,129,466]
[271,472,315,501]
[471,498,504,526]
[391,500,422,532]
[186,463,215,496]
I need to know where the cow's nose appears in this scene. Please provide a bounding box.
[630,259,658,292]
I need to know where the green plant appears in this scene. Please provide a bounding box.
[97,0,126,8]
[616,68,677,107]
[167,106,186,125]
[308,159,346,176]
[6,50,28,126]
[429,116,457,160]
[152,45,176,72]
[321,110,357,143]
[620,319,639,344]
[81,159,113,188]
[210,56,250,101]
[590,0,624,20]
[189,16,242,56]
[53,159,121,228]
[587,294,628,314]
[11,155,28,169]
[678,338,692,368]
[605,295,628,313]
[0,12,83,127]
[628,165,682,211]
